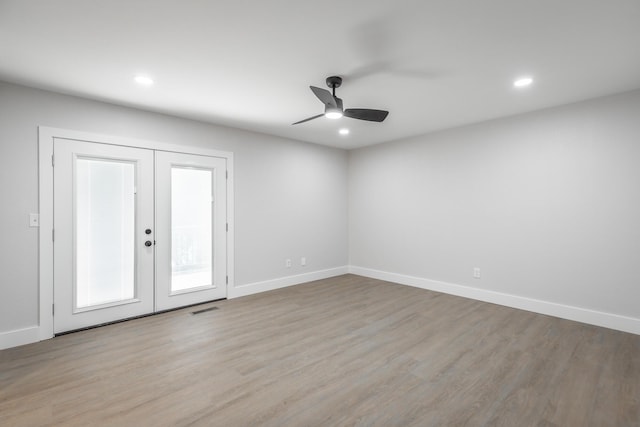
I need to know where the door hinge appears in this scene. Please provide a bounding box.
[226,276,228,284]
[226,223,228,232]
[52,229,55,242]
[52,304,55,315]
[51,154,54,167]
[226,170,228,179]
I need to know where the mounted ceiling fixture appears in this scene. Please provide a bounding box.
[292,76,389,125]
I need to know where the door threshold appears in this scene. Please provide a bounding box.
[54,298,226,336]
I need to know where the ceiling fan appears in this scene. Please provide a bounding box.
[292,76,389,125]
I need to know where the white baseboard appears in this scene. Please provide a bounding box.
[0,326,40,350]
[229,266,349,299]
[349,266,640,336]
[6,265,635,351]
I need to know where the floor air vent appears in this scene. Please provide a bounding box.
[191,307,219,315]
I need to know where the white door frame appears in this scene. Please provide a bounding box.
[38,126,234,341]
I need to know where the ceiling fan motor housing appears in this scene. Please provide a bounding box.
[325,97,344,116]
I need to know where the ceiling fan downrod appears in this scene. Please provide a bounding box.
[326,76,342,97]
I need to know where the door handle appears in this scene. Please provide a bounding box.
[145,240,153,247]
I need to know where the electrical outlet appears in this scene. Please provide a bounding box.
[285,259,292,268]
[301,257,306,266]
[473,267,481,279]
[29,213,39,227]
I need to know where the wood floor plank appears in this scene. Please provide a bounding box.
[1,274,639,426]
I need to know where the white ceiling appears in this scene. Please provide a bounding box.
[1,0,640,149]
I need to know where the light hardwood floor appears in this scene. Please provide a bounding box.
[1,274,639,426]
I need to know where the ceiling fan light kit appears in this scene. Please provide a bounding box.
[292,76,389,125]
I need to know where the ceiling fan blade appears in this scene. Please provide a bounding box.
[343,109,389,122]
[310,86,337,108]
[292,114,324,125]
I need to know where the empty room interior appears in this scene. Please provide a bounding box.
[1,1,639,426]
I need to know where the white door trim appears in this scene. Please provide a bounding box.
[38,126,235,341]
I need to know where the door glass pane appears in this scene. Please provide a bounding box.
[76,158,135,309]
[171,167,213,292]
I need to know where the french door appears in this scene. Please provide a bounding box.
[155,151,227,311]
[53,138,227,333]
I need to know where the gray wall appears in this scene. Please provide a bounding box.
[0,81,348,335]
[349,90,640,319]
[3,79,639,340]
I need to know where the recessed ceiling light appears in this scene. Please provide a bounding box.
[339,128,350,135]
[135,75,154,86]
[513,77,533,88]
